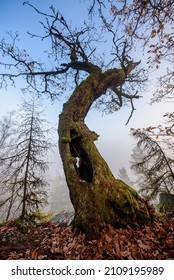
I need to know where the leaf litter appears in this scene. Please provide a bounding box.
[0,217,174,260]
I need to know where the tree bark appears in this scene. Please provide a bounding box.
[58,66,151,239]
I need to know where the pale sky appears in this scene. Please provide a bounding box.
[0,0,173,181]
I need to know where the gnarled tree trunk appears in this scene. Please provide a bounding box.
[58,66,151,239]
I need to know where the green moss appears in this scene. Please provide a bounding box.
[61,136,71,143]
[74,78,89,91]
[158,203,174,213]
[28,211,53,224]
[106,179,150,227]
[15,218,28,234]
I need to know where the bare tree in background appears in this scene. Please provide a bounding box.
[118,167,134,187]
[0,96,53,226]
[50,172,73,214]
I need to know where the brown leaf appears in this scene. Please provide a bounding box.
[145,225,152,236]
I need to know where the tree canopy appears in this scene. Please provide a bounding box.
[89,0,174,101]
[0,1,150,124]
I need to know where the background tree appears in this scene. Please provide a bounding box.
[0,96,53,226]
[130,117,174,200]
[130,146,148,196]
[0,2,153,239]
[49,172,73,214]
[118,167,134,187]
[0,111,16,212]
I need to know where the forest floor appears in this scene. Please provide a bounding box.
[0,216,174,260]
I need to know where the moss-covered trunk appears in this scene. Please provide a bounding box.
[58,67,151,239]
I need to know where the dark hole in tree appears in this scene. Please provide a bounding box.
[70,129,93,182]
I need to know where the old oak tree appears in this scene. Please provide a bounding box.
[0,2,152,239]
